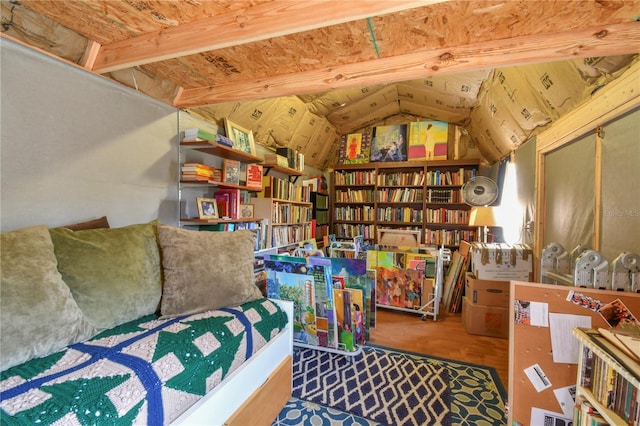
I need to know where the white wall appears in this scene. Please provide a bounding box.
[0,39,327,232]
[1,38,179,231]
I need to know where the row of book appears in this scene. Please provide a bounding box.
[263,147,305,172]
[377,188,423,203]
[272,223,312,247]
[214,188,241,219]
[376,206,423,223]
[425,188,463,203]
[579,344,640,425]
[315,210,329,225]
[334,188,376,203]
[426,167,477,186]
[377,170,425,187]
[425,208,470,225]
[333,205,375,222]
[424,228,477,246]
[334,169,377,186]
[271,202,312,224]
[334,224,375,241]
[261,175,311,203]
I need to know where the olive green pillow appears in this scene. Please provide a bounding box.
[49,222,162,330]
[0,225,96,372]
[157,225,263,317]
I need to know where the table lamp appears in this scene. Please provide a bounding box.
[469,206,497,243]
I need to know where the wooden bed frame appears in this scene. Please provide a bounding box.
[172,299,294,425]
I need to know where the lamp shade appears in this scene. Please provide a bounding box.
[469,206,497,227]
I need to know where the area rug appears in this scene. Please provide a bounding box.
[273,344,507,426]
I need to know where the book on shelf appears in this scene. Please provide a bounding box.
[223,159,240,185]
[183,127,217,142]
[183,128,234,147]
[264,153,289,167]
[181,163,215,181]
[214,192,230,218]
[216,188,240,219]
[245,163,263,190]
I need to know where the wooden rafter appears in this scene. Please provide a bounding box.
[91,0,439,74]
[174,22,640,107]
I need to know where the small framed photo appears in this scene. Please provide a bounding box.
[196,197,219,219]
[224,118,256,156]
[240,203,254,219]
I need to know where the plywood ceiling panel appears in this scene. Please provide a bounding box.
[4,0,639,166]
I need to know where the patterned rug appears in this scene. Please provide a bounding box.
[273,344,507,426]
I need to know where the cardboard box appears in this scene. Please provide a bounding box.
[465,272,510,308]
[462,297,509,339]
[470,243,533,281]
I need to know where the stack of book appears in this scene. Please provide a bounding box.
[264,147,305,172]
[276,147,305,171]
[263,153,289,167]
[182,128,233,147]
[181,163,214,181]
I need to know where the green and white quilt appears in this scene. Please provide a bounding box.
[0,298,288,425]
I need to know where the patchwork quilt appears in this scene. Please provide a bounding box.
[0,298,288,425]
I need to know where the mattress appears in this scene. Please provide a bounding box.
[0,298,288,425]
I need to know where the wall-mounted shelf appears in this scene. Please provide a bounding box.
[263,164,304,183]
[181,141,262,163]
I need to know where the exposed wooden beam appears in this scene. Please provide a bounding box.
[92,0,438,74]
[175,22,640,108]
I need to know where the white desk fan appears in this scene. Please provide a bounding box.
[462,176,499,243]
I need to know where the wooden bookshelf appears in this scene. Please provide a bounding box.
[330,159,480,246]
[573,328,640,425]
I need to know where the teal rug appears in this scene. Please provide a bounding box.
[273,344,507,426]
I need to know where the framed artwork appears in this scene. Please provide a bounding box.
[196,197,218,219]
[240,203,254,218]
[369,124,408,162]
[224,119,256,155]
[408,120,449,161]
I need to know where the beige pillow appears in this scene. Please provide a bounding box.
[157,224,263,317]
[49,222,162,330]
[0,225,96,371]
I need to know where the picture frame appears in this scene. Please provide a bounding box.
[224,118,256,155]
[196,197,219,219]
[240,203,254,219]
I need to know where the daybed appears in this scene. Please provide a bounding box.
[0,220,293,425]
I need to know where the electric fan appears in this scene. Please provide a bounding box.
[461,176,499,206]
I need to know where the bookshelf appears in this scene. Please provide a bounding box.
[330,160,480,247]
[251,197,313,251]
[310,191,329,245]
[178,136,263,228]
[573,328,640,425]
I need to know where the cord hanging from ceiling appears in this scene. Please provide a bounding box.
[367,17,381,58]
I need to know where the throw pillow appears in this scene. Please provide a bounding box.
[0,225,96,371]
[49,221,162,330]
[157,224,263,317]
[59,216,110,231]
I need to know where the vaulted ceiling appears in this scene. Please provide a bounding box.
[2,0,639,169]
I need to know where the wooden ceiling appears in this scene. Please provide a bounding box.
[2,0,639,168]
